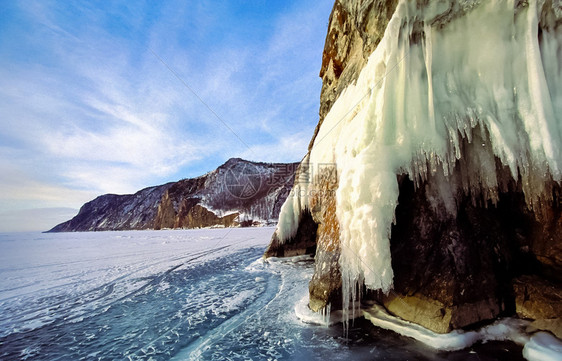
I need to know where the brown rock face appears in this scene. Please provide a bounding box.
[514,275,562,338]
[153,179,205,229]
[177,203,238,229]
[152,158,298,230]
[312,0,398,150]
[379,294,500,334]
[308,165,342,312]
[264,209,318,258]
[375,170,525,333]
[529,208,562,282]
[265,0,562,335]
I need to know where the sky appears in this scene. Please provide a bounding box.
[0,0,334,232]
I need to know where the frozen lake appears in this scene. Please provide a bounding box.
[0,228,524,360]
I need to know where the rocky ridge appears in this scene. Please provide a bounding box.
[49,158,297,232]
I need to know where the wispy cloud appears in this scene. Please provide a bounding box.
[0,0,333,231]
[0,208,78,232]
[0,154,97,211]
[237,131,312,164]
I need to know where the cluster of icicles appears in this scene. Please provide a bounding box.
[276,0,562,324]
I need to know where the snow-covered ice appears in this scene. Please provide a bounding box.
[523,332,562,361]
[0,228,532,360]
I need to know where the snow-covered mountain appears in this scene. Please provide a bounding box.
[49,158,298,232]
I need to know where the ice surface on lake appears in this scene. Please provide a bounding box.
[0,229,277,360]
[0,228,530,360]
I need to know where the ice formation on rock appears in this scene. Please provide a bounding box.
[276,0,561,319]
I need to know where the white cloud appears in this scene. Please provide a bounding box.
[0,1,213,195]
[238,130,311,164]
[0,161,97,212]
[0,208,78,232]
[0,0,334,231]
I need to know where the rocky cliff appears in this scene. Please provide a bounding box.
[49,158,297,232]
[48,183,173,232]
[266,0,562,343]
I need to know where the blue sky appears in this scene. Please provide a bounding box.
[0,0,334,232]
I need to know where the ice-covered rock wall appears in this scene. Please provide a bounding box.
[268,0,562,333]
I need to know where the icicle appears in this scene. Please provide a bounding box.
[273,0,561,328]
[321,303,331,328]
[276,155,312,243]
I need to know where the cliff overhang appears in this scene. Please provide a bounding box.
[265,0,562,347]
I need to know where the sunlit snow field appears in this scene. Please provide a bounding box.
[0,228,525,360]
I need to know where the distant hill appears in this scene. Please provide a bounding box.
[48,158,298,232]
